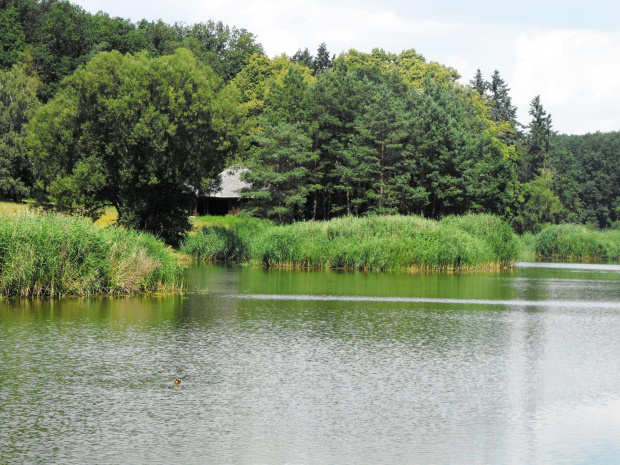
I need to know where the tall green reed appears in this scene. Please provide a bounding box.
[0,212,183,297]
[181,214,519,270]
[535,224,620,259]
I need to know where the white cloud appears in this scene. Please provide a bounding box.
[73,1,620,134]
[190,0,464,56]
[513,29,620,134]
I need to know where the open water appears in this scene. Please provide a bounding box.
[1,262,620,464]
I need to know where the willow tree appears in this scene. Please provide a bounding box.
[0,64,40,200]
[28,48,230,244]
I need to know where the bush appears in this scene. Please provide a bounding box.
[516,232,537,261]
[0,212,183,297]
[535,224,620,259]
[181,217,271,260]
[440,214,518,266]
[181,214,519,270]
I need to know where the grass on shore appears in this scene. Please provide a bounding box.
[181,214,519,271]
[516,233,537,261]
[0,200,30,216]
[94,206,119,227]
[0,212,183,297]
[1,201,119,227]
[534,224,620,260]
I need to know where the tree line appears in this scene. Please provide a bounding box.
[0,0,618,244]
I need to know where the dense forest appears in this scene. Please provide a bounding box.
[1,0,618,243]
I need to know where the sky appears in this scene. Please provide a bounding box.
[72,0,620,135]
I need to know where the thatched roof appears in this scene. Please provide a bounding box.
[207,167,250,199]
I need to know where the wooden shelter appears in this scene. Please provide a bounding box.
[190,167,250,216]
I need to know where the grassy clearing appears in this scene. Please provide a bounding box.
[189,214,247,230]
[181,214,519,271]
[0,212,183,297]
[534,224,620,260]
[1,201,118,227]
[0,200,30,216]
[94,206,118,227]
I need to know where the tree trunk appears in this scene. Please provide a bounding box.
[346,188,350,216]
[380,143,385,209]
[313,193,317,220]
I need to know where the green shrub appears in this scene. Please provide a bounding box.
[0,212,183,297]
[535,224,620,259]
[440,214,518,266]
[181,214,519,270]
[180,217,271,260]
[181,226,246,260]
[516,232,537,260]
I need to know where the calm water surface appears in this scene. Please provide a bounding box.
[1,263,620,464]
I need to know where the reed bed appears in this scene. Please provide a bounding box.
[535,224,620,260]
[181,214,519,271]
[181,217,271,261]
[516,232,537,261]
[0,212,183,297]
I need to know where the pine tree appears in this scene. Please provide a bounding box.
[351,73,409,214]
[242,65,319,222]
[469,69,486,96]
[488,70,517,125]
[523,95,553,181]
[242,123,316,222]
[312,59,370,218]
[313,42,333,73]
[291,47,313,69]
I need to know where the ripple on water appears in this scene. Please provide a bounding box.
[1,264,620,464]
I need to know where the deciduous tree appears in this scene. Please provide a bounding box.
[28,48,230,244]
[0,63,40,200]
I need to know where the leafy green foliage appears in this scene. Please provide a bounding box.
[0,63,40,200]
[0,211,183,297]
[535,224,620,259]
[440,214,518,266]
[165,20,264,81]
[0,7,25,69]
[522,95,553,181]
[243,122,317,222]
[181,214,519,270]
[313,42,333,73]
[518,169,562,233]
[469,69,486,96]
[488,70,517,127]
[181,217,270,260]
[1,1,617,236]
[1,1,263,101]
[553,131,620,229]
[240,56,519,223]
[241,65,319,222]
[27,48,229,244]
[291,47,313,69]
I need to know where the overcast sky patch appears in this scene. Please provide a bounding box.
[73,0,619,135]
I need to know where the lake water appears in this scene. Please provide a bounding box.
[1,263,620,464]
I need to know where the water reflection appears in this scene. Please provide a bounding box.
[1,263,619,464]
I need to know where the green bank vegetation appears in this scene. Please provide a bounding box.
[0,212,183,297]
[181,214,519,270]
[2,2,618,242]
[0,200,29,216]
[534,225,620,260]
[0,2,618,291]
